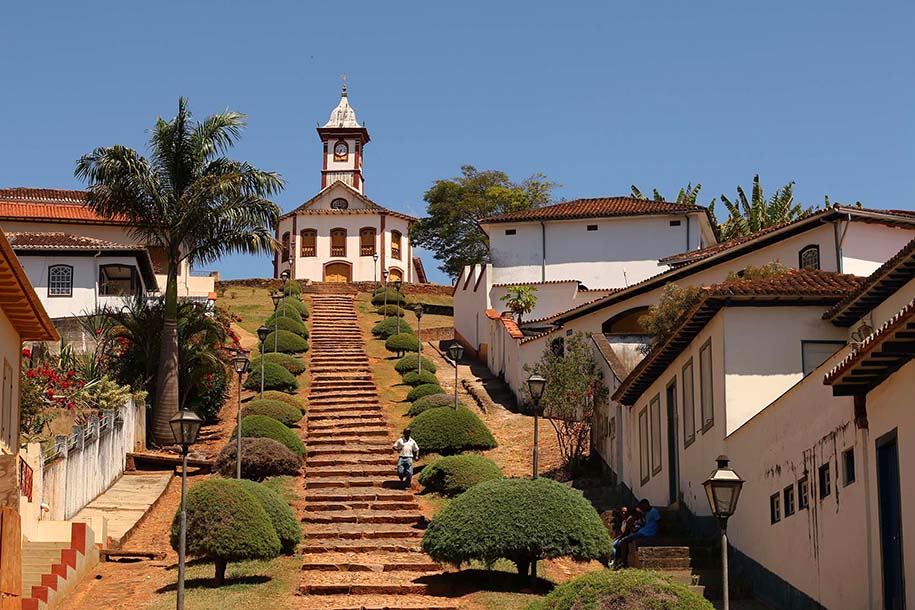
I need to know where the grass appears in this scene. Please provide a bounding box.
[219,286,278,336]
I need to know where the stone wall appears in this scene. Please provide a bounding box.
[216,278,453,297]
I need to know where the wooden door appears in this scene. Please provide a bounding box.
[324,263,351,283]
[388,268,403,282]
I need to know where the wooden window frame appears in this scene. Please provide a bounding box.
[784,485,796,517]
[359,227,377,257]
[798,476,809,510]
[330,228,347,258]
[699,339,714,432]
[819,462,832,499]
[281,232,291,263]
[99,264,138,297]
[391,230,402,260]
[770,493,782,524]
[843,447,856,486]
[799,244,820,270]
[300,229,317,257]
[639,407,649,485]
[48,264,73,298]
[650,394,662,476]
[682,359,696,448]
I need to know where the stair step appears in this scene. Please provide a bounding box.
[306,501,418,512]
[306,487,415,502]
[307,456,391,467]
[301,553,440,573]
[307,446,390,457]
[301,538,422,554]
[307,465,394,477]
[304,523,423,539]
[305,476,399,489]
[303,510,424,525]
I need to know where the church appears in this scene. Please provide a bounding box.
[274,85,422,283]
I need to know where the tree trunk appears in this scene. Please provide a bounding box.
[515,558,530,577]
[214,558,227,585]
[152,264,181,446]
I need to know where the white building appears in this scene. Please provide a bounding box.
[274,86,420,283]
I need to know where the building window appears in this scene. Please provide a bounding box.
[669,220,682,227]
[505,229,516,236]
[48,264,73,297]
[699,340,714,431]
[549,337,565,358]
[587,224,598,231]
[330,197,349,210]
[801,341,845,376]
[281,232,290,263]
[639,407,649,485]
[770,493,782,524]
[360,228,376,257]
[650,394,662,476]
[330,228,347,257]
[301,229,317,257]
[784,485,796,517]
[843,448,856,486]
[391,230,402,260]
[799,245,820,270]
[798,477,809,510]
[819,463,832,499]
[682,359,696,448]
[99,264,138,296]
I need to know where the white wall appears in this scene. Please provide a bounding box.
[0,312,20,456]
[841,222,915,277]
[453,264,490,353]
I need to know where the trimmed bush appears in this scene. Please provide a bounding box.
[215,437,302,481]
[262,390,305,411]
[407,383,444,403]
[526,568,714,610]
[170,479,280,584]
[243,399,303,426]
[267,316,309,338]
[237,415,306,456]
[372,318,414,339]
[371,288,406,306]
[402,370,439,387]
[266,307,303,326]
[409,407,497,455]
[394,354,437,375]
[422,477,612,576]
[386,333,420,355]
[283,280,302,297]
[376,304,406,317]
[418,454,502,496]
[243,361,298,393]
[264,329,309,354]
[279,297,309,318]
[408,393,459,416]
[250,353,307,376]
[230,479,302,554]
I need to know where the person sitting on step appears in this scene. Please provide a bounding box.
[613,499,660,569]
[393,427,419,490]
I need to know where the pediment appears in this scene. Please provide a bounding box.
[295,181,379,213]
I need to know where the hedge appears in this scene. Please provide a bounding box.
[526,569,714,610]
[242,399,303,427]
[243,361,298,393]
[372,318,414,339]
[409,406,497,455]
[394,354,437,375]
[408,393,459,416]
[422,478,612,576]
[263,329,309,354]
[371,288,406,306]
[265,307,303,326]
[170,478,280,584]
[385,333,420,355]
[406,383,444,403]
[261,390,305,412]
[215,437,302,481]
[249,353,307,376]
[266,316,309,339]
[283,280,302,297]
[417,454,502,496]
[402,370,440,387]
[376,304,406,317]
[279,297,309,319]
[230,480,302,554]
[236,415,306,456]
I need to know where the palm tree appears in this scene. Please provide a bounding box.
[718,175,810,241]
[630,182,713,208]
[75,98,283,445]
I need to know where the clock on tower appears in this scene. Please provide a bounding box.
[317,83,370,194]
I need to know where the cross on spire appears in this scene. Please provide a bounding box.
[341,73,347,96]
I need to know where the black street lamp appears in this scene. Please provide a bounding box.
[257,325,270,399]
[382,270,389,318]
[413,304,424,375]
[448,342,464,409]
[393,279,403,334]
[526,374,547,479]
[271,290,282,352]
[703,455,745,610]
[170,408,202,610]
[280,270,290,319]
[372,252,379,286]
[232,349,249,480]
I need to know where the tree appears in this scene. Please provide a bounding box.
[410,165,557,278]
[630,182,714,209]
[525,332,608,474]
[637,283,703,354]
[500,285,537,323]
[718,174,812,241]
[75,99,283,445]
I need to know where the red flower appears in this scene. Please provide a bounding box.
[66,402,75,410]
[67,371,76,378]
[95,329,102,336]
[21,348,31,358]
[79,380,86,388]
[26,370,37,378]
[206,373,214,381]
[45,390,54,398]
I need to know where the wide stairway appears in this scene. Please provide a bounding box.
[298,294,457,610]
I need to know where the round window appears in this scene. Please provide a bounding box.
[331,198,349,210]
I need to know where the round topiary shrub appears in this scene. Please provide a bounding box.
[229,479,302,554]
[250,353,307,376]
[283,280,302,297]
[236,415,306,456]
[268,316,309,339]
[526,568,714,610]
[409,407,497,455]
[264,329,309,354]
[402,370,439,387]
[261,390,305,412]
[386,333,420,355]
[371,288,406,306]
[408,393,459,416]
[215,437,302,481]
[243,361,298,393]
[394,354,437,375]
[243,399,303,426]
[170,478,280,584]
[265,307,303,326]
[422,477,612,576]
[376,304,406,317]
[418,454,502,496]
[407,383,444,403]
[279,297,309,319]
[372,318,414,339]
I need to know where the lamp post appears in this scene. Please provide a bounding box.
[526,372,546,587]
[393,279,403,334]
[382,270,389,318]
[271,290,281,353]
[414,304,424,375]
[448,342,464,409]
[170,409,202,610]
[703,455,745,610]
[373,253,379,286]
[232,349,249,480]
[257,325,269,400]
[280,270,290,319]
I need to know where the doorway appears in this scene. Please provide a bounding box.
[324,262,351,283]
[666,380,679,505]
[877,430,905,610]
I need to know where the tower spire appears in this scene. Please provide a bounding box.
[341,73,347,97]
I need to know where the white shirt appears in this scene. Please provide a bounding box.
[393,437,419,459]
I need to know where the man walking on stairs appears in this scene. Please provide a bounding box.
[393,427,419,490]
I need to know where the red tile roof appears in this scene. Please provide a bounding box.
[7,232,142,251]
[479,197,707,224]
[0,187,129,225]
[0,231,59,341]
[704,268,863,298]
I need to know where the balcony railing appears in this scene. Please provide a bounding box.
[301,246,316,257]
[331,246,346,257]
[391,247,401,260]
[361,245,375,256]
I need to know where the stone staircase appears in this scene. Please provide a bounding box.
[22,522,99,610]
[298,295,458,610]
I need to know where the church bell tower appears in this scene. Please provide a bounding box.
[317,80,370,194]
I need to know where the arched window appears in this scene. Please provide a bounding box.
[300,229,317,257]
[281,232,291,263]
[391,230,402,260]
[330,228,347,257]
[360,228,376,256]
[99,264,138,296]
[48,264,73,297]
[602,307,650,335]
[799,245,820,270]
[388,267,403,282]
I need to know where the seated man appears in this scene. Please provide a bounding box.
[613,499,660,568]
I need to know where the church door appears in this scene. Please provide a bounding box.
[324,262,351,283]
[388,268,403,282]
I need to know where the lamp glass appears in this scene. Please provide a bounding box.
[702,456,744,519]
[383,270,389,280]
[257,325,270,342]
[233,350,249,374]
[414,304,424,318]
[527,373,546,402]
[280,270,290,280]
[373,253,378,262]
[448,343,464,361]
[169,409,202,447]
[393,279,402,291]
[271,291,281,308]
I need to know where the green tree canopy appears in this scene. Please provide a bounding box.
[411,165,557,278]
[500,285,538,323]
[718,174,812,241]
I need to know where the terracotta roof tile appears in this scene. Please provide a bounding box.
[501,315,524,339]
[7,232,143,251]
[705,268,863,297]
[0,187,128,225]
[479,197,706,224]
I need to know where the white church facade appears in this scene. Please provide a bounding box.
[274,86,419,283]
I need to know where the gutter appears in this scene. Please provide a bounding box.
[93,249,101,309]
[540,221,546,282]
[834,213,852,273]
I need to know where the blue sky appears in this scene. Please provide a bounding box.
[2,1,913,284]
